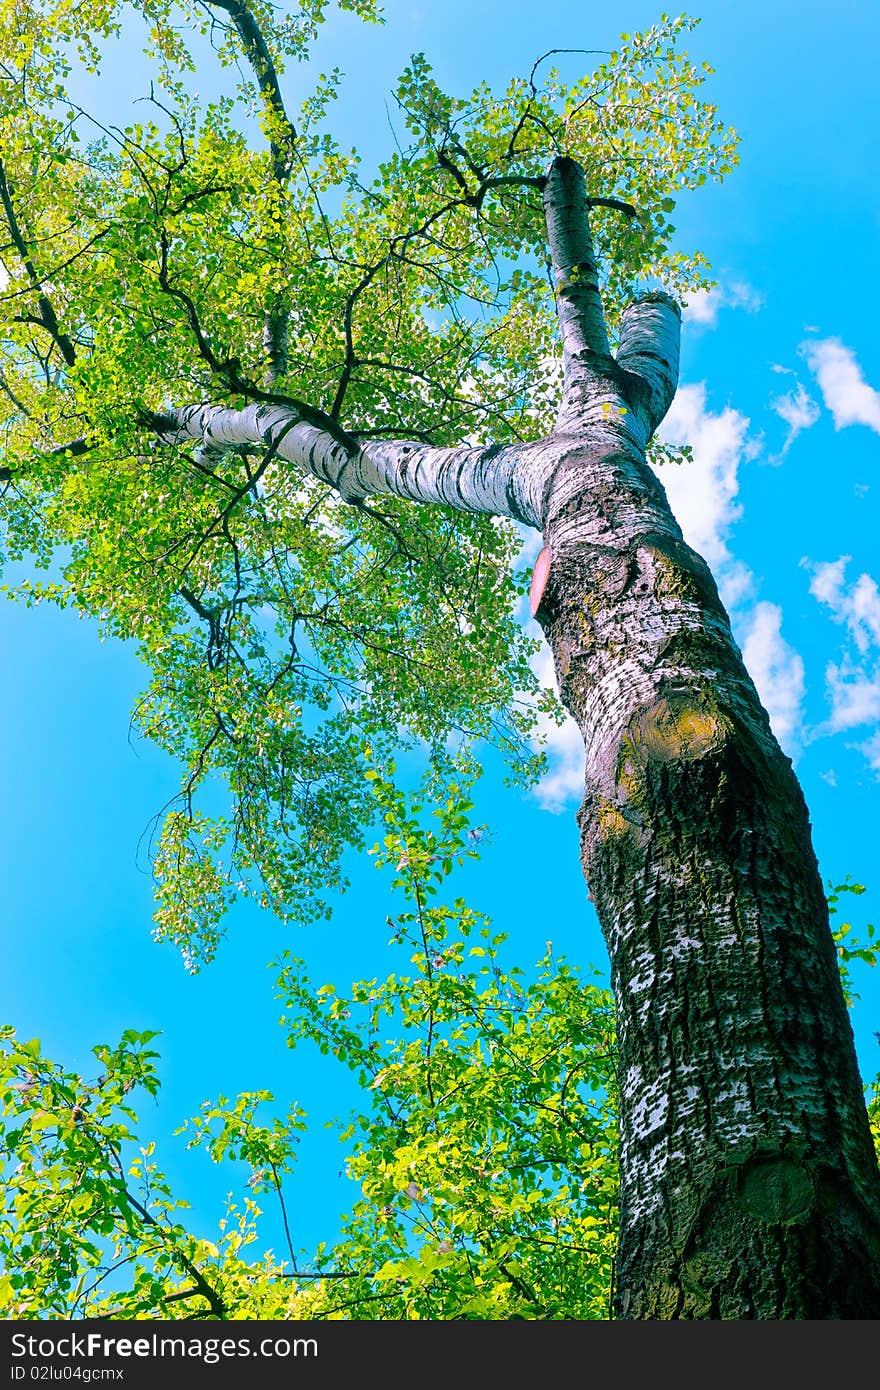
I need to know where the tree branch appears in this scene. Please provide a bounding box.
[0,156,78,368]
[542,155,610,383]
[204,0,297,180]
[587,193,638,219]
[616,290,681,435]
[204,0,298,382]
[149,399,550,528]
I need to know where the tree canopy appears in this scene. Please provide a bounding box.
[2,0,878,1321]
[0,0,734,963]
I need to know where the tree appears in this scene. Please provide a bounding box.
[1,0,879,1317]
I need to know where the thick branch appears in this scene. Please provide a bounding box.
[542,155,610,409]
[616,290,681,435]
[151,401,553,528]
[262,291,288,382]
[0,435,92,483]
[204,0,296,180]
[205,0,297,382]
[588,193,639,218]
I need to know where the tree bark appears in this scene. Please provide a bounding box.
[538,423,880,1317]
[533,160,880,1318]
[153,155,880,1317]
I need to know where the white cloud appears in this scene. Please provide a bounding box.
[770,381,820,457]
[682,279,763,328]
[656,383,751,593]
[682,286,725,326]
[718,559,757,610]
[804,557,880,758]
[728,281,765,314]
[857,731,880,776]
[806,557,880,655]
[802,337,880,433]
[739,601,806,748]
[825,663,880,733]
[807,555,850,609]
[528,643,584,813]
[839,572,880,652]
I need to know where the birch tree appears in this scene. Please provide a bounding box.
[2,0,879,1317]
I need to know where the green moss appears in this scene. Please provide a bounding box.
[737,1158,814,1225]
[596,799,631,841]
[618,693,729,792]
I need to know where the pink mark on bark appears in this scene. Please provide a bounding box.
[530,545,552,617]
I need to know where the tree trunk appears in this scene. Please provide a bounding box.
[537,428,880,1317]
[155,155,880,1317]
[533,161,880,1317]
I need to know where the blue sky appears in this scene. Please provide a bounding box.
[2,0,879,1266]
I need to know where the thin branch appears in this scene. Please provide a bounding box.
[269,1162,298,1273]
[157,228,232,379]
[203,0,297,180]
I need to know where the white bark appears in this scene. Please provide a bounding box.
[617,292,681,436]
[158,401,569,530]
[542,155,610,414]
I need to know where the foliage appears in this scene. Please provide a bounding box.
[828,878,878,1006]
[275,764,618,1319]
[0,0,736,964]
[2,779,877,1319]
[0,773,618,1320]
